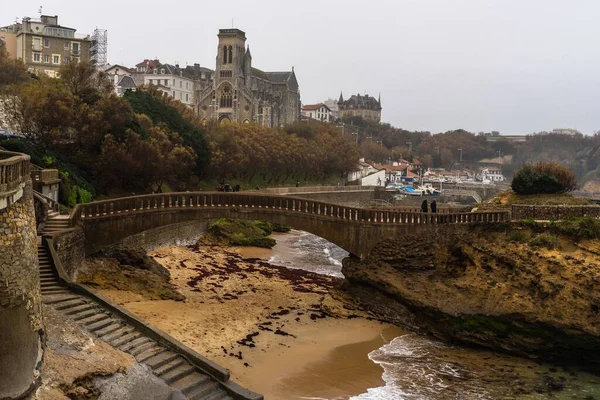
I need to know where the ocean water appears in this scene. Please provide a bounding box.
[269,230,600,400]
[268,230,348,278]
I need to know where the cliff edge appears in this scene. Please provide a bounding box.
[341,223,600,370]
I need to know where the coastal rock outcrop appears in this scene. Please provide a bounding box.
[77,246,184,301]
[341,224,600,370]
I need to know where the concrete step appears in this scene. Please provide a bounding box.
[172,372,210,395]
[111,331,143,348]
[144,351,179,370]
[129,341,156,357]
[63,303,96,315]
[40,277,57,283]
[135,346,165,363]
[71,308,100,321]
[119,336,150,352]
[40,283,60,289]
[197,389,230,400]
[100,326,136,343]
[43,294,81,305]
[87,317,116,332]
[53,298,86,310]
[94,322,123,337]
[160,363,195,384]
[186,380,220,400]
[42,288,70,295]
[154,357,186,377]
[79,313,110,326]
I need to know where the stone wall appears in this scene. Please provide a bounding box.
[512,205,600,220]
[54,227,85,281]
[0,181,44,399]
[117,220,209,251]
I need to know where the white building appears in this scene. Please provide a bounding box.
[323,98,339,121]
[102,64,137,96]
[480,167,505,182]
[347,159,385,186]
[301,103,332,122]
[133,59,198,108]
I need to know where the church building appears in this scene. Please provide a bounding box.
[196,29,301,127]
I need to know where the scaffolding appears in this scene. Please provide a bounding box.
[90,28,107,67]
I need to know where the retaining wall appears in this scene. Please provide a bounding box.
[512,205,600,220]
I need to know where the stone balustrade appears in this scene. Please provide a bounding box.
[0,151,30,211]
[70,192,511,227]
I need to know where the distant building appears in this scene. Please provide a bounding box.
[480,167,505,182]
[195,29,301,127]
[131,60,214,108]
[1,15,91,78]
[338,92,382,122]
[301,103,332,122]
[551,128,580,136]
[323,98,340,121]
[101,64,137,96]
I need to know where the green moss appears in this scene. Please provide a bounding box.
[203,218,277,248]
[507,230,529,243]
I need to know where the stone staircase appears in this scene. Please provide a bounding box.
[37,213,240,400]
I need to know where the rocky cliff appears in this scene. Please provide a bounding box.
[341,223,600,370]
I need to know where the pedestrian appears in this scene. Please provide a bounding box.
[421,199,428,213]
[431,200,437,213]
[235,184,241,192]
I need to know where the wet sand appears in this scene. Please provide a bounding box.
[98,244,404,399]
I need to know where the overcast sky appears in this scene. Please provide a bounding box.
[4,0,600,134]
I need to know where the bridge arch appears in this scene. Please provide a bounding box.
[70,192,510,258]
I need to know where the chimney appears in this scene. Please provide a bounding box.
[194,63,200,80]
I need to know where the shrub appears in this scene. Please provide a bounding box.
[511,162,578,195]
[552,217,600,239]
[530,234,561,250]
[507,231,529,243]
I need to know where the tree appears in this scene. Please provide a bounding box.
[512,162,578,195]
[0,44,29,87]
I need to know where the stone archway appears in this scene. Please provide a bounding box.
[218,115,232,124]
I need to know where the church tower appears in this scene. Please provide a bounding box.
[215,29,247,123]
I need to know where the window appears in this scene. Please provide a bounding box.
[172,79,175,85]
[63,57,70,64]
[64,41,69,50]
[33,52,41,62]
[72,42,79,55]
[223,45,227,64]
[220,85,233,108]
[164,79,168,86]
[43,54,50,63]
[172,91,175,97]
[44,38,50,48]
[32,37,42,51]
[179,81,182,88]
[53,54,60,64]
[219,70,232,78]
[228,46,233,64]
[186,93,189,102]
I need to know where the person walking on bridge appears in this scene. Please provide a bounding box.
[421,200,428,213]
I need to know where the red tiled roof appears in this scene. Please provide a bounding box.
[301,103,330,112]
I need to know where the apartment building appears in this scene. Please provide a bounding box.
[1,15,91,77]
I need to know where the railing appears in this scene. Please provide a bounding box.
[0,150,31,197]
[69,192,511,227]
[31,168,60,184]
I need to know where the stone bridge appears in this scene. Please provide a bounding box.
[71,192,510,258]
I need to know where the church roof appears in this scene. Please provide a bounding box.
[265,71,293,83]
[251,67,269,81]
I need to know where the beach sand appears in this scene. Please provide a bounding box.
[98,244,404,399]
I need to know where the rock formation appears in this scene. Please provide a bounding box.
[341,224,600,370]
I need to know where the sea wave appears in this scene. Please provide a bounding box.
[351,335,490,400]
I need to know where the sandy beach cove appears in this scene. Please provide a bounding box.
[97,244,404,399]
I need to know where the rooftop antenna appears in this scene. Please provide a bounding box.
[38,6,43,16]
[232,18,234,28]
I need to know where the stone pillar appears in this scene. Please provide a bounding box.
[0,181,44,399]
